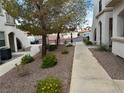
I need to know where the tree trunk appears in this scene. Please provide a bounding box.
[71,33,73,43]
[56,32,60,46]
[42,34,47,57]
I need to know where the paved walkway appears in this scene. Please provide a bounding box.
[70,42,124,93]
[0,44,41,76]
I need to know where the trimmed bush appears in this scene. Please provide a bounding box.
[47,44,57,51]
[61,49,69,54]
[42,54,57,68]
[36,77,62,93]
[83,39,93,45]
[21,54,34,65]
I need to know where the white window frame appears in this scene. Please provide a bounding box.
[6,13,11,23]
[6,13,15,25]
[0,32,6,47]
[0,4,3,15]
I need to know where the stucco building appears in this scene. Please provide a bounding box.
[0,5,30,52]
[92,0,124,58]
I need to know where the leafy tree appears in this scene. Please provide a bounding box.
[1,0,90,57]
[49,0,90,46]
[49,14,74,46]
[2,0,71,57]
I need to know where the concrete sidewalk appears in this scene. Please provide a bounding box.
[70,42,124,93]
[0,44,41,77]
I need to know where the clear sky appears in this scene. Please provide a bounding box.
[85,0,93,27]
[85,10,93,27]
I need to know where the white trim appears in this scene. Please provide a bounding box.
[112,37,124,43]
[106,0,121,7]
[96,8,113,18]
[0,46,7,49]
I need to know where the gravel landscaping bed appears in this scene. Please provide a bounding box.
[90,48,124,80]
[0,45,74,93]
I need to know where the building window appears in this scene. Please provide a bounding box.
[6,14,11,23]
[99,21,102,45]
[6,14,15,24]
[94,29,96,41]
[0,32,5,47]
[0,5,2,14]
[99,0,102,12]
[0,7,1,13]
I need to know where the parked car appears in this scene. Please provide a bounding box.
[28,36,39,44]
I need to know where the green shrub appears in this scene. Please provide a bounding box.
[61,49,69,54]
[64,40,67,45]
[36,77,62,93]
[47,44,57,51]
[21,54,34,65]
[42,54,57,68]
[98,45,110,51]
[83,39,93,45]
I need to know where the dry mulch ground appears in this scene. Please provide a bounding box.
[90,48,124,80]
[0,45,74,93]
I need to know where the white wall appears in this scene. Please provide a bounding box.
[30,44,41,56]
[112,41,124,58]
[92,12,113,46]
[93,0,112,17]
[0,9,30,50]
[111,0,124,58]
[92,0,124,58]
[92,0,113,47]
[112,0,124,37]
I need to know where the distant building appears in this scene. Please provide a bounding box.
[0,5,30,52]
[92,0,124,58]
[80,26,92,40]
